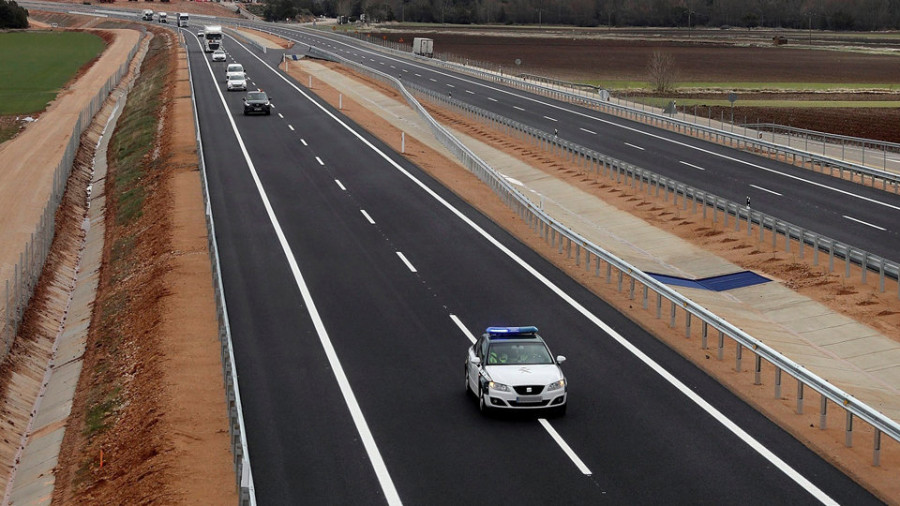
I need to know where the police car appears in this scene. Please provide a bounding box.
[465,326,567,416]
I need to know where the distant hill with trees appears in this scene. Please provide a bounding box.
[295,0,900,31]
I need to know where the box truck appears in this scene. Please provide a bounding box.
[413,37,433,58]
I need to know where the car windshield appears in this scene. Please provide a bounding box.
[227,65,242,72]
[228,74,244,81]
[247,92,267,101]
[486,342,553,365]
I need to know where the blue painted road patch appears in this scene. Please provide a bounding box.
[648,271,769,291]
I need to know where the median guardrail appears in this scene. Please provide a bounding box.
[303,42,900,468]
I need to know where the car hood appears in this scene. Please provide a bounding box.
[226,71,244,79]
[484,364,563,386]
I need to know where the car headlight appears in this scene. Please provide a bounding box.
[488,381,510,392]
[546,379,566,391]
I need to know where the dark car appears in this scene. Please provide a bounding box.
[243,90,271,116]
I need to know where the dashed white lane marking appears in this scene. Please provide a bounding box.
[396,252,417,272]
[544,115,558,122]
[679,160,705,171]
[429,78,437,82]
[538,419,593,476]
[750,184,782,196]
[465,90,475,94]
[335,180,346,191]
[843,215,886,231]
[625,142,644,150]
[450,315,476,344]
[414,73,422,77]
[487,97,498,102]
[315,156,324,165]
[402,68,408,72]
[278,113,284,119]
[300,139,308,146]
[513,106,525,111]
[580,127,597,135]
[360,209,375,224]
[288,125,294,131]
[447,83,455,88]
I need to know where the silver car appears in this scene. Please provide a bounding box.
[226,73,247,91]
[211,49,226,62]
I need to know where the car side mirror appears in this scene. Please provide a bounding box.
[556,355,566,364]
[471,356,481,366]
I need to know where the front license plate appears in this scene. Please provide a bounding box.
[516,396,542,404]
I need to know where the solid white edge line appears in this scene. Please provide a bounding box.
[360,209,375,224]
[750,184,783,196]
[396,251,417,272]
[335,179,346,191]
[843,215,886,231]
[625,142,645,151]
[538,419,592,475]
[233,36,837,506]
[679,160,705,171]
[202,36,402,506]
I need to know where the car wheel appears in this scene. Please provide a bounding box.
[465,367,471,396]
[478,387,490,415]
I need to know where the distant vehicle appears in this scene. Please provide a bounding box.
[412,37,433,58]
[243,90,271,115]
[204,25,223,52]
[226,73,247,91]
[225,63,245,82]
[197,30,204,39]
[157,12,167,23]
[141,9,153,21]
[211,49,227,62]
[465,326,567,416]
[177,12,189,27]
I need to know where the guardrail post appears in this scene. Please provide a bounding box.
[845,411,854,447]
[735,343,742,372]
[701,322,708,349]
[656,293,662,319]
[873,429,881,466]
[642,285,648,309]
[617,270,623,292]
[775,367,782,398]
[606,263,612,283]
[861,252,868,284]
[829,243,835,272]
[820,395,828,429]
[685,312,691,338]
[629,277,635,300]
[879,258,885,292]
[669,301,676,327]
[846,247,852,278]
[754,354,762,385]
[796,382,804,414]
[813,236,820,266]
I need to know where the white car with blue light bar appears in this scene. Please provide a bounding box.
[466,326,567,416]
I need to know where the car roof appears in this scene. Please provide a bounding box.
[483,326,542,341]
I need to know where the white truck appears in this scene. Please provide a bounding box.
[412,37,433,58]
[203,25,223,52]
[177,13,189,27]
[141,9,153,21]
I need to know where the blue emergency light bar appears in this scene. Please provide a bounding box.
[486,326,539,336]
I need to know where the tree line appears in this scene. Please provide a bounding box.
[265,0,900,31]
[0,0,28,28]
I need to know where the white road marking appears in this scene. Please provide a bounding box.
[234,36,837,504]
[402,68,408,72]
[465,90,475,94]
[335,179,346,191]
[450,315,476,344]
[429,78,437,82]
[579,127,597,135]
[447,83,455,88]
[414,73,422,77]
[625,142,644,150]
[300,139,308,146]
[278,113,284,119]
[314,156,325,166]
[513,106,525,111]
[679,160,705,171]
[360,209,375,224]
[288,125,294,131]
[396,252,417,272]
[197,38,401,506]
[539,419,592,475]
[390,65,395,69]
[544,115,558,122]
[487,97,498,102]
[750,184,782,196]
[843,215,886,231]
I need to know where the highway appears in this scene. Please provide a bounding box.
[185,29,882,504]
[253,24,900,264]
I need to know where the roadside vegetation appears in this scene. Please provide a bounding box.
[0,0,27,29]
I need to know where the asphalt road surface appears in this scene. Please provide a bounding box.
[185,30,883,505]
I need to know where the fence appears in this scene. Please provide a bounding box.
[0,39,140,363]
[305,43,900,468]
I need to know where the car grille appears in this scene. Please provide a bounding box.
[513,385,544,395]
[508,399,550,407]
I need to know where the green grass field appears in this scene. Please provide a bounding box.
[0,32,106,115]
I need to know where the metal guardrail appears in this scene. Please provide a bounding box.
[304,43,900,467]
[182,34,255,506]
[0,37,140,362]
[287,24,900,196]
[745,122,900,167]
